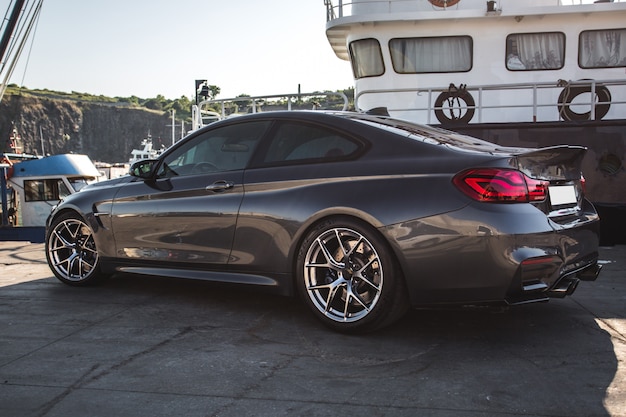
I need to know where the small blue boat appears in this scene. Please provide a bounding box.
[1,153,103,242]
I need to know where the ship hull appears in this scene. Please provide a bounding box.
[445,119,626,245]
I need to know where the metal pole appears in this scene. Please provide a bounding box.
[39,125,44,155]
[0,0,27,64]
[532,85,537,122]
[1,166,9,227]
[590,80,596,120]
[171,109,175,146]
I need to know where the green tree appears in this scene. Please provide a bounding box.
[165,95,193,120]
[208,85,220,100]
[143,94,166,110]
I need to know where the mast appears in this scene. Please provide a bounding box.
[0,0,26,62]
[0,0,44,102]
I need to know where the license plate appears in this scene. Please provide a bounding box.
[549,185,577,206]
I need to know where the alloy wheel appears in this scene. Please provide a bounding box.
[303,227,383,323]
[47,217,99,283]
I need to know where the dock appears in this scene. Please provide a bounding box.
[1,241,625,417]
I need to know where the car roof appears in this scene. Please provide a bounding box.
[206,110,525,155]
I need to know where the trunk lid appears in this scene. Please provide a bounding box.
[514,145,588,221]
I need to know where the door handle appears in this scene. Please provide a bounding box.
[205,180,235,192]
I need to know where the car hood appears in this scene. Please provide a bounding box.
[84,175,134,191]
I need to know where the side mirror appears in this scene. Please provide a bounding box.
[129,159,157,179]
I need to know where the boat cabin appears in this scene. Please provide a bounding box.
[1,153,101,241]
[325,0,626,124]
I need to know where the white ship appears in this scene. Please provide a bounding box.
[129,134,165,164]
[324,0,626,242]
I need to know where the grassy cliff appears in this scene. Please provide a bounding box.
[0,88,184,163]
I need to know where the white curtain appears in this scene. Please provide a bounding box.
[580,29,626,68]
[389,37,472,73]
[350,39,385,78]
[510,33,564,70]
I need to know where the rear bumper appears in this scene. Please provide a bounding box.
[383,201,601,307]
[507,256,602,305]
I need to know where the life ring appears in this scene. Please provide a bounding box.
[429,0,461,7]
[434,85,475,124]
[558,81,611,121]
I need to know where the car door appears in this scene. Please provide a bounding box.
[230,120,363,274]
[110,120,270,265]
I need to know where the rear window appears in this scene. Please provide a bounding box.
[264,122,360,163]
[350,115,504,151]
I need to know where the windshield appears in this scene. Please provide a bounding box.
[68,178,91,192]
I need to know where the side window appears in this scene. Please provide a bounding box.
[506,32,565,71]
[349,38,385,79]
[24,179,70,201]
[579,28,626,68]
[263,123,359,164]
[389,36,472,73]
[157,121,270,177]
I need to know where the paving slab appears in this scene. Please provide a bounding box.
[0,241,624,417]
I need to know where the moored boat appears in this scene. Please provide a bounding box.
[1,152,101,242]
[128,133,165,164]
[324,0,626,243]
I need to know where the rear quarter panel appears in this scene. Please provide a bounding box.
[231,153,473,275]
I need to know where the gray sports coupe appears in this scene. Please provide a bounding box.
[45,111,602,332]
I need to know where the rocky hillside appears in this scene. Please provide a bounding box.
[0,93,175,163]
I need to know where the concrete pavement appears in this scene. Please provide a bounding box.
[0,241,625,417]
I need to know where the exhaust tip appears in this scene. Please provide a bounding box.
[577,263,602,281]
[548,277,580,298]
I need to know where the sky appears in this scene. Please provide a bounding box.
[3,0,354,100]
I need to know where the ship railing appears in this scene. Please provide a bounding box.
[355,78,626,124]
[325,0,625,21]
[191,91,349,131]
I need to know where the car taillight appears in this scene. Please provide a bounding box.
[453,168,548,203]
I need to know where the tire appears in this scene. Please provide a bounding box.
[296,217,409,333]
[46,212,107,286]
[558,83,611,121]
[434,90,475,124]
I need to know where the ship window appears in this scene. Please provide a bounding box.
[349,38,385,78]
[579,29,626,68]
[24,179,71,202]
[389,36,472,73]
[69,178,89,192]
[505,32,565,71]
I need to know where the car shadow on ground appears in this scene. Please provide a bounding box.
[1,247,624,417]
[2,267,619,417]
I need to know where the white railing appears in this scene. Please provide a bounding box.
[191,91,349,131]
[325,0,625,22]
[355,78,626,124]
